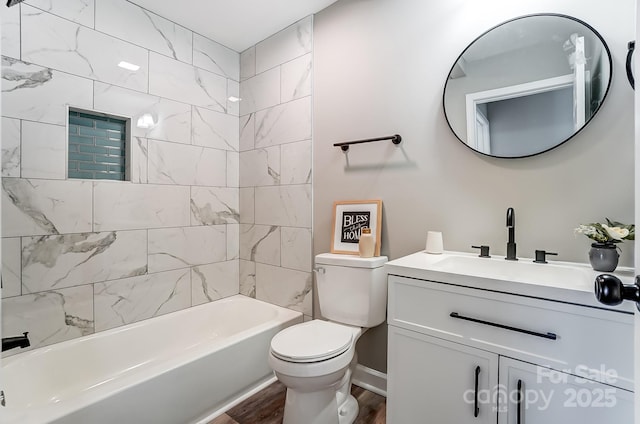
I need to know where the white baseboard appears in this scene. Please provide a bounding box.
[352,364,387,397]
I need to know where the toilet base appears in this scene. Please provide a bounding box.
[282,385,339,424]
[281,389,359,424]
[337,394,358,424]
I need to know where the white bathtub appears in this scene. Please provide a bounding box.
[0,295,302,424]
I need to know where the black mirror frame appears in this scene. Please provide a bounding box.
[442,13,613,159]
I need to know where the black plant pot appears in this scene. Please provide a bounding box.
[588,243,620,272]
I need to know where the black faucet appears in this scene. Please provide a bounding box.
[506,207,517,261]
[2,332,30,352]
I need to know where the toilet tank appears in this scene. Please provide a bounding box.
[314,253,388,327]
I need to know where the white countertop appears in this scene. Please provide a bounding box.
[384,250,635,313]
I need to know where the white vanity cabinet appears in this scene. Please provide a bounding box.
[388,326,498,423]
[386,273,634,424]
[497,357,634,423]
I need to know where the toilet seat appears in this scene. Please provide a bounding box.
[271,320,354,363]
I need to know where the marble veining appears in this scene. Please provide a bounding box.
[149,53,227,112]
[192,106,239,151]
[2,56,52,91]
[141,8,179,60]
[2,178,93,237]
[250,226,279,262]
[290,276,312,312]
[94,269,191,331]
[254,97,312,148]
[95,0,192,64]
[131,137,149,184]
[240,259,257,298]
[2,285,94,355]
[193,33,240,81]
[239,147,281,187]
[2,0,314,355]
[191,261,239,306]
[240,113,255,151]
[2,56,93,125]
[240,224,280,265]
[21,5,149,92]
[281,54,312,102]
[3,181,58,235]
[255,263,312,315]
[22,6,96,76]
[255,17,312,74]
[25,0,94,27]
[148,226,227,273]
[281,140,312,184]
[22,230,148,293]
[190,187,240,225]
[2,117,20,177]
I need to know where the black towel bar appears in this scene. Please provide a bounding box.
[333,134,402,152]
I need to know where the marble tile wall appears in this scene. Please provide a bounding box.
[239,17,314,320]
[0,0,242,355]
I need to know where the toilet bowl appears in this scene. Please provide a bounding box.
[268,320,363,424]
[268,253,388,424]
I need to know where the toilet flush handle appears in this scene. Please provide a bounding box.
[313,266,325,275]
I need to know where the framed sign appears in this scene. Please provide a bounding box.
[330,199,382,256]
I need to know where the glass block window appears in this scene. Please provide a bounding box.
[68,109,128,181]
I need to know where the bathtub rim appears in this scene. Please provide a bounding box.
[3,294,299,367]
[1,295,302,424]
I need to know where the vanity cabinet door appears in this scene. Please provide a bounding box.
[497,357,633,424]
[387,326,498,424]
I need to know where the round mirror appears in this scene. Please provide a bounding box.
[443,14,612,158]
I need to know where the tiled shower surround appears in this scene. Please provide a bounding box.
[238,18,313,320]
[1,0,313,355]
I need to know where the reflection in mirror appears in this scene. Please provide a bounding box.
[443,14,611,158]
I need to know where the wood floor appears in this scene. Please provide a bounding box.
[208,381,386,424]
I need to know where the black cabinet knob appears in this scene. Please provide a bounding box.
[594,274,640,310]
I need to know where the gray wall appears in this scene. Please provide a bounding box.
[313,0,634,373]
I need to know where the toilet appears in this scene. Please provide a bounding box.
[268,253,388,424]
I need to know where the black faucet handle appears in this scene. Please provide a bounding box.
[471,245,491,258]
[534,250,558,264]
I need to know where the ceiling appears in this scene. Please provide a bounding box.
[128,0,340,53]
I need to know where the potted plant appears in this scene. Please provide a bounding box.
[575,219,635,272]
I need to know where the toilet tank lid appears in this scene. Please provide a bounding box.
[315,253,388,268]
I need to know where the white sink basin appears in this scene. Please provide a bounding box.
[429,254,593,289]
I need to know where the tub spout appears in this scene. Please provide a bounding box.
[2,332,30,352]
